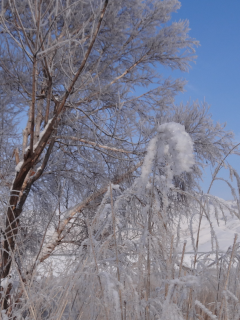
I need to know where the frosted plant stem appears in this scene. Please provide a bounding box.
[219,234,238,319]
[110,182,124,320]
[224,295,229,320]
[194,143,240,273]
[10,245,37,320]
[179,240,187,278]
[180,240,193,320]
[208,142,240,195]
[87,221,109,320]
[146,161,157,320]
[195,300,217,320]
[145,233,151,320]
[165,235,174,297]
[216,259,223,315]
[194,203,204,269]
[186,288,193,320]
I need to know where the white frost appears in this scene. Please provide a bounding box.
[136,122,195,193]
[39,118,53,141]
[0,276,12,289]
[24,146,30,153]
[1,310,8,320]
[139,135,158,187]
[195,300,217,319]
[15,160,23,172]
[34,118,53,151]
[157,122,195,175]
[38,230,59,259]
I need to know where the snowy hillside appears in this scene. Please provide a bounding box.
[179,199,240,266]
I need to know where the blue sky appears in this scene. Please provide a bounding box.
[162,1,240,199]
[171,0,239,128]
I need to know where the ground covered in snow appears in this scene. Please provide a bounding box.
[179,199,240,267]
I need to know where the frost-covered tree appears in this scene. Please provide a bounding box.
[0,0,237,317]
[0,0,197,278]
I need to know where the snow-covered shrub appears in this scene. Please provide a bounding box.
[3,121,240,320]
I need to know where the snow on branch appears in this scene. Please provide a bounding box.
[195,300,217,319]
[157,122,195,175]
[136,122,195,192]
[55,136,134,154]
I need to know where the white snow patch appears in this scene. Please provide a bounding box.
[1,310,8,320]
[24,146,30,153]
[179,200,240,267]
[39,118,52,140]
[140,135,158,187]
[195,300,217,319]
[135,122,195,194]
[15,160,23,172]
[33,118,53,151]
[157,122,195,175]
[0,276,12,289]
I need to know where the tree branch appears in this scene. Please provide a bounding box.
[55,136,135,154]
[38,160,143,262]
[56,0,109,116]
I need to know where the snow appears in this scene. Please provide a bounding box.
[195,300,217,319]
[33,118,53,151]
[136,122,195,194]
[0,276,12,289]
[1,310,8,320]
[14,119,53,175]
[37,230,59,260]
[157,122,195,176]
[139,135,158,187]
[179,199,240,266]
[39,118,52,141]
[24,146,30,153]
[15,160,23,172]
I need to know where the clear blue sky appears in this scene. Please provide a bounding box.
[164,1,240,199]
